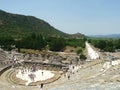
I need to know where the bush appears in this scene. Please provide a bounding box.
[76,47,83,55]
[80,54,87,61]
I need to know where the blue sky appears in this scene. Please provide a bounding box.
[0,0,120,35]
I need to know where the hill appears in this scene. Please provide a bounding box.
[0,10,84,38]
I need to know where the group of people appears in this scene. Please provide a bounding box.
[20,64,38,74]
[28,73,36,81]
[65,64,80,80]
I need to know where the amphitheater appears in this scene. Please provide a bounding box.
[0,43,120,90]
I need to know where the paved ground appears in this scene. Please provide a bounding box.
[0,60,120,90]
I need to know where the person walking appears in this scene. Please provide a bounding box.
[39,83,44,90]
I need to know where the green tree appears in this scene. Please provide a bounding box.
[76,47,83,55]
[48,37,66,51]
[80,54,87,61]
[16,33,47,50]
[0,35,14,51]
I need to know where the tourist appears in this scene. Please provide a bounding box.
[39,83,44,90]
[29,73,36,81]
[42,71,43,76]
[67,72,70,80]
[68,74,70,80]
[32,64,36,72]
[72,65,75,70]
[41,83,44,88]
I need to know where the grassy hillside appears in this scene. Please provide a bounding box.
[0,10,74,38]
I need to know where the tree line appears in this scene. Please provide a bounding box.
[0,35,14,51]
[0,33,86,52]
[88,39,120,52]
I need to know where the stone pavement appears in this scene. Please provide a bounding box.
[0,61,120,90]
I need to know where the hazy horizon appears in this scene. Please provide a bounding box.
[0,0,120,35]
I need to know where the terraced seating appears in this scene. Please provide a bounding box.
[0,51,7,61]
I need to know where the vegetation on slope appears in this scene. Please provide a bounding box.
[0,33,86,52]
[0,10,86,56]
[0,10,71,38]
[88,39,120,52]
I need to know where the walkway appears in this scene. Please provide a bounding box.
[1,59,120,90]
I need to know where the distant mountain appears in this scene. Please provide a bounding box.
[89,34,120,39]
[0,10,84,38]
[71,32,85,38]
